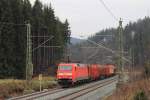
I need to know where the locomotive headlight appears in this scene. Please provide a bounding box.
[58,73,72,76]
[65,73,72,75]
[58,73,64,75]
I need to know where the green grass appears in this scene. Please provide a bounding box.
[0,76,57,99]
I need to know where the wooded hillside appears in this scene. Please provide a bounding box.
[0,0,70,78]
[71,17,150,67]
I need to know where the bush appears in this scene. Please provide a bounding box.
[134,91,148,100]
[0,80,26,98]
[0,77,57,99]
[144,61,150,78]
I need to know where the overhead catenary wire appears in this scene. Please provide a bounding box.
[0,22,26,26]
[32,35,54,52]
[98,0,118,21]
[87,47,100,60]
[86,39,131,63]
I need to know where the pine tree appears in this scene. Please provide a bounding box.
[0,0,16,78]
[0,0,71,78]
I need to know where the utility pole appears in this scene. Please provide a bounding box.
[118,18,124,71]
[118,18,124,81]
[26,21,33,81]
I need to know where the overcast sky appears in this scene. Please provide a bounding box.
[30,0,150,38]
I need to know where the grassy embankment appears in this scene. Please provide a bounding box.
[107,79,150,100]
[0,76,57,100]
[107,69,150,100]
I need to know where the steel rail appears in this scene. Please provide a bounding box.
[9,76,118,100]
[26,88,65,100]
[55,77,117,100]
[63,79,116,100]
[9,88,63,100]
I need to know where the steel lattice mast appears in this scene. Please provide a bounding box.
[118,18,124,72]
[26,22,33,81]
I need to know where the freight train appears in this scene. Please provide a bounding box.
[57,63,116,87]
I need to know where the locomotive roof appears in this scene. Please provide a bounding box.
[59,63,86,66]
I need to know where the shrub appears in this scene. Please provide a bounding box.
[144,61,150,78]
[134,91,148,100]
[0,77,57,99]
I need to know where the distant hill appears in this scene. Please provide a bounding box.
[70,37,83,44]
[70,17,150,66]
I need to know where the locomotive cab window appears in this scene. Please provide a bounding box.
[59,66,72,70]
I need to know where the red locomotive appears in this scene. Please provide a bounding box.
[57,63,116,87]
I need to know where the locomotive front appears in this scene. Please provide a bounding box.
[57,63,74,86]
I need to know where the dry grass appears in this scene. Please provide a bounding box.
[0,76,57,100]
[107,67,150,100]
[32,76,56,81]
[107,79,150,100]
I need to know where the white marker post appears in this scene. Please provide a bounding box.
[39,74,42,92]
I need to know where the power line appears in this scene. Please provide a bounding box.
[40,46,62,48]
[31,36,50,38]
[0,22,25,26]
[32,35,54,52]
[87,47,100,60]
[98,0,118,21]
[86,39,131,63]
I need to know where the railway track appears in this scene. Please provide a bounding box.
[8,88,65,100]
[55,77,117,100]
[9,76,118,100]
